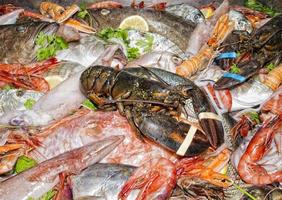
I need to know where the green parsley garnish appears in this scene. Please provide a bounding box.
[244,0,279,17]
[77,3,90,19]
[82,99,96,110]
[98,28,129,42]
[136,34,154,53]
[266,63,275,72]
[35,32,68,61]
[39,190,57,200]
[14,155,37,174]
[77,10,89,19]
[24,98,36,110]
[127,47,140,60]
[97,28,141,60]
[249,112,260,124]
[28,189,57,200]
[230,63,241,74]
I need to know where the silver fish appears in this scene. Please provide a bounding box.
[56,36,127,67]
[229,10,253,33]
[0,89,43,117]
[0,136,123,200]
[127,30,186,59]
[166,4,205,24]
[71,163,138,200]
[126,51,183,73]
[204,79,273,113]
[90,7,196,53]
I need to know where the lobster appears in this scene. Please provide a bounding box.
[80,66,225,157]
[214,14,282,90]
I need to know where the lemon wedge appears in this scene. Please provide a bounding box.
[119,15,149,32]
[45,75,64,89]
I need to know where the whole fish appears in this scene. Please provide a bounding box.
[204,79,273,113]
[90,7,196,52]
[125,51,183,73]
[56,36,127,67]
[166,4,205,24]
[0,136,123,200]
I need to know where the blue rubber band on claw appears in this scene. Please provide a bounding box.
[216,52,237,59]
[223,72,246,82]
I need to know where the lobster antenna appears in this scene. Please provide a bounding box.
[138,65,170,86]
[106,99,177,108]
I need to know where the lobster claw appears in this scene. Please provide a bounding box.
[214,60,260,90]
[133,111,210,157]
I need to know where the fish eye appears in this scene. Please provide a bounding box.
[172,56,183,64]
[16,25,27,33]
[16,90,25,97]
[194,14,203,22]
[101,9,110,15]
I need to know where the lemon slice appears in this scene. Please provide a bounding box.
[45,75,64,89]
[119,15,149,32]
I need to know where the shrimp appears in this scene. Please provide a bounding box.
[263,64,282,91]
[176,14,234,77]
[118,157,177,200]
[237,116,282,185]
[40,2,79,23]
[176,148,232,188]
[0,58,58,92]
[261,88,282,115]
[88,1,123,9]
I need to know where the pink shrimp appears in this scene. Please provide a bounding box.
[237,116,282,185]
[118,157,177,200]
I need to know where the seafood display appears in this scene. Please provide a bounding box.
[0,0,282,200]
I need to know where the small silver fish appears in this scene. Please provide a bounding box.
[0,89,43,116]
[126,51,183,73]
[229,10,253,33]
[166,4,205,24]
[56,36,126,67]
